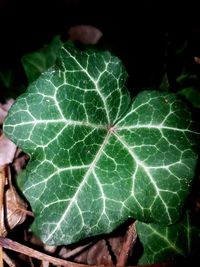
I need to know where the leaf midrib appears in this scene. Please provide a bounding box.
[147,224,185,256]
[117,124,199,134]
[5,118,107,130]
[113,131,172,223]
[43,130,112,243]
[62,47,111,125]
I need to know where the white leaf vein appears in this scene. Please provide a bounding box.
[113,132,172,223]
[43,131,111,243]
[62,47,110,124]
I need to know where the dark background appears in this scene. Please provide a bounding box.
[0,2,200,265]
[0,0,200,94]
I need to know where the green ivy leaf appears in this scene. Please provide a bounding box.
[3,42,199,245]
[136,211,200,264]
[178,87,200,109]
[22,36,62,83]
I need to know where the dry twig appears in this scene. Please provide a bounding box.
[3,251,16,267]
[0,237,92,267]
[0,237,176,267]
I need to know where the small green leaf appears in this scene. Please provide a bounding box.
[22,36,62,83]
[178,87,200,108]
[0,69,14,88]
[159,73,169,91]
[3,42,199,245]
[136,211,200,264]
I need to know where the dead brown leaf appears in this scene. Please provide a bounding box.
[0,99,16,167]
[0,99,14,124]
[59,235,127,266]
[59,239,113,266]
[58,222,137,266]
[77,239,113,266]
[1,185,29,236]
[68,25,103,44]
[117,222,137,266]
[0,133,17,166]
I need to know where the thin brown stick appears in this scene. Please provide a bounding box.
[0,237,177,267]
[3,251,16,267]
[41,261,49,267]
[24,231,36,267]
[0,237,95,267]
[0,165,6,267]
[116,222,137,266]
